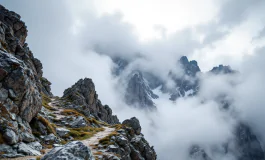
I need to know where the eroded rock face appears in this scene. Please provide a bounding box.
[62,78,119,124]
[41,141,94,160]
[0,4,49,152]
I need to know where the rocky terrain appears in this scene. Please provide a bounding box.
[0,5,156,160]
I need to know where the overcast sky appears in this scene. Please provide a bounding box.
[2,1,265,159]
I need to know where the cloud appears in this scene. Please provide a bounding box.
[3,1,265,160]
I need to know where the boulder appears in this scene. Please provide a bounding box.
[41,141,94,160]
[17,142,41,156]
[122,117,141,135]
[56,128,70,137]
[3,129,18,145]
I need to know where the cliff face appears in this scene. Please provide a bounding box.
[0,4,44,146]
[0,5,157,160]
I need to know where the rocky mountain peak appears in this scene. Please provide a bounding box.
[62,78,119,124]
[179,56,201,77]
[125,70,158,110]
[210,64,236,74]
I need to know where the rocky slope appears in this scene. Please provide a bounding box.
[0,5,157,160]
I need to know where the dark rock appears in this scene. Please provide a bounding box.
[235,123,265,160]
[62,78,119,124]
[210,65,236,74]
[41,141,94,160]
[122,117,141,135]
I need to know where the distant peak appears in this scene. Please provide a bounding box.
[210,64,236,74]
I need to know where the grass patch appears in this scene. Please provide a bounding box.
[65,127,104,141]
[99,131,118,145]
[111,124,123,130]
[37,115,56,135]
[36,156,42,160]
[62,109,86,117]
[41,93,53,110]
[94,151,103,155]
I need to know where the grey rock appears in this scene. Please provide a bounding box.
[56,128,70,137]
[69,116,88,128]
[3,129,18,145]
[107,145,120,153]
[17,142,41,156]
[0,88,8,101]
[0,144,16,154]
[27,141,43,151]
[21,131,35,143]
[116,136,128,146]
[8,89,16,99]
[44,134,57,144]
[41,141,94,160]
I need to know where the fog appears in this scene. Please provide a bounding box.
[2,0,265,159]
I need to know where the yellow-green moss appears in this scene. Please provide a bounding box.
[111,124,123,130]
[62,109,86,117]
[99,131,118,145]
[65,127,104,141]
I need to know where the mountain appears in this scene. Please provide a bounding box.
[112,55,265,159]
[0,5,156,160]
[112,57,158,110]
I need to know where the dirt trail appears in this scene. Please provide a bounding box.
[2,99,115,160]
[82,127,115,152]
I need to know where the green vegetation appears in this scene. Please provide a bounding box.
[64,127,104,141]
[61,109,86,117]
[41,93,53,110]
[111,124,123,130]
[98,131,118,145]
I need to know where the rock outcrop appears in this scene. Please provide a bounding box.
[97,117,157,160]
[62,78,119,124]
[0,5,47,157]
[166,56,200,101]
[41,141,94,160]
